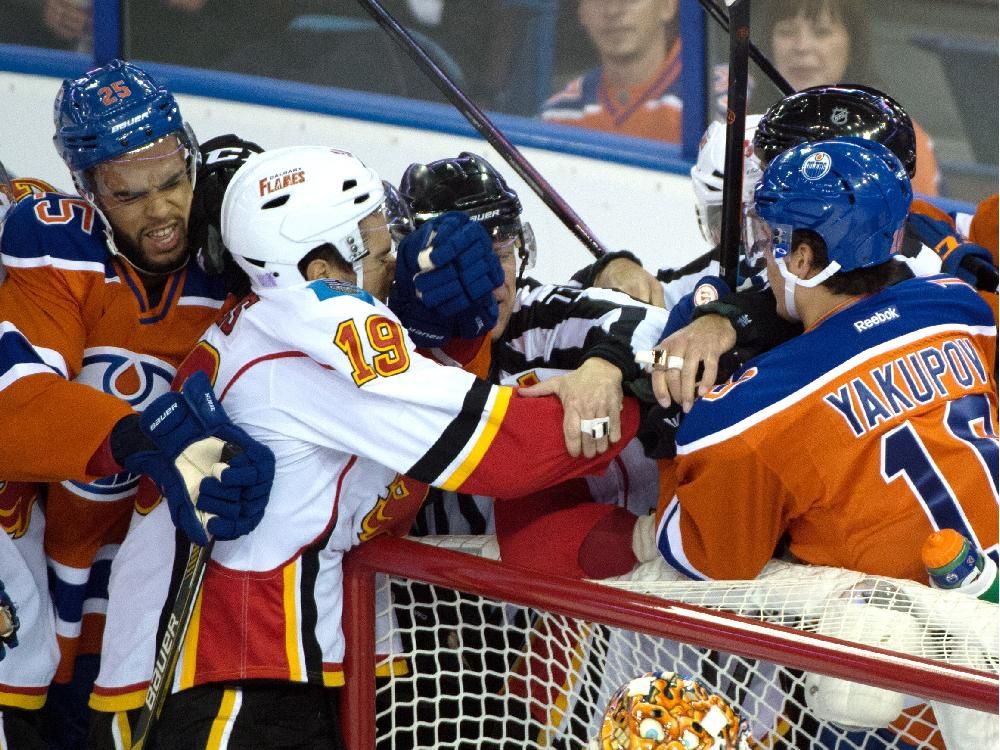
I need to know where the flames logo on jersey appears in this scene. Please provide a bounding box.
[78,349,175,409]
[359,474,429,542]
[0,481,43,539]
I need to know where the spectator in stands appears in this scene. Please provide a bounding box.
[755,0,941,195]
[648,137,997,583]
[0,0,88,49]
[540,0,683,144]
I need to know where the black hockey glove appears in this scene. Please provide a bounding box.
[189,134,265,275]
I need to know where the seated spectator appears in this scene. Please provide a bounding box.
[0,0,89,50]
[754,0,941,195]
[540,0,683,144]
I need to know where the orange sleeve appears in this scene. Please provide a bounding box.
[911,120,941,197]
[0,265,132,481]
[968,193,999,264]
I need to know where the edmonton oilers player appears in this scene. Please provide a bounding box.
[0,60,273,748]
[652,138,997,584]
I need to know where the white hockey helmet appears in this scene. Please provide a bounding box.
[221,145,386,291]
[691,115,763,247]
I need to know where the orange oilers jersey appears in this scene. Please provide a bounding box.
[656,275,998,583]
[541,39,683,144]
[0,192,229,688]
[93,279,640,710]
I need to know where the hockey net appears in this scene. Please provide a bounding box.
[342,535,999,750]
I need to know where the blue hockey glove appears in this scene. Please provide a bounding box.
[116,371,275,546]
[0,579,19,661]
[396,212,503,316]
[907,213,998,289]
[391,211,503,346]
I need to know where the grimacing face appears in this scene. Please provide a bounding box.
[90,135,193,275]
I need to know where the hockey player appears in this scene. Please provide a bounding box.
[0,60,274,749]
[88,145,648,749]
[390,152,678,575]
[653,137,998,583]
[651,85,999,413]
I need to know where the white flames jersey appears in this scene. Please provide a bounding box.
[93,278,637,711]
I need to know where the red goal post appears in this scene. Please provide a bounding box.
[341,535,998,749]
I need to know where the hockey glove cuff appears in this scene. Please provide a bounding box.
[115,371,275,546]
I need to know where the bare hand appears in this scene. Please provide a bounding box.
[43,0,91,42]
[593,258,665,308]
[650,314,737,412]
[519,358,623,458]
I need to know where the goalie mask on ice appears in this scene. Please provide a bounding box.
[221,145,389,291]
[591,671,750,750]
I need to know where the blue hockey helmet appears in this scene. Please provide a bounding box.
[53,59,197,191]
[752,137,912,275]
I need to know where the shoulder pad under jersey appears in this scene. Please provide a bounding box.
[1,192,110,267]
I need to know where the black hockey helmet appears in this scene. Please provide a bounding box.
[397,152,535,273]
[399,151,523,232]
[753,85,917,178]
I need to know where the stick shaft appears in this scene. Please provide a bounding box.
[698,0,795,96]
[355,0,609,259]
[130,540,214,750]
[718,0,752,291]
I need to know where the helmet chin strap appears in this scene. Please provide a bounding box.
[774,257,842,322]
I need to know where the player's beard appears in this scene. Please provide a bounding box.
[114,223,190,276]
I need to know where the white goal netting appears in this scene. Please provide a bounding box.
[346,535,998,750]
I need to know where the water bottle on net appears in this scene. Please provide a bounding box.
[921,528,999,604]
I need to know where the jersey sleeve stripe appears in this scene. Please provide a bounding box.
[1,254,106,274]
[657,498,709,581]
[439,385,513,492]
[403,379,497,487]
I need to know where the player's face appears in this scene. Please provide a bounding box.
[358,208,396,302]
[91,135,193,274]
[770,7,850,91]
[578,0,677,65]
[491,235,519,340]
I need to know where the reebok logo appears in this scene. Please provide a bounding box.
[853,306,900,333]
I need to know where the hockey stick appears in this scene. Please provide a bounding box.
[130,539,213,750]
[718,0,752,291]
[130,443,239,750]
[355,0,610,260]
[696,0,794,96]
